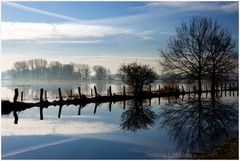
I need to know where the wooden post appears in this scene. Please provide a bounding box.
[94,86,97,97]
[109,86,112,97]
[123,86,126,96]
[225,83,227,97]
[91,89,93,97]
[220,84,223,92]
[70,89,72,99]
[45,90,47,100]
[159,85,161,94]
[58,88,63,101]
[40,88,44,102]
[158,97,160,105]
[182,85,184,92]
[13,88,19,102]
[78,87,81,99]
[149,85,151,93]
[123,100,126,109]
[21,91,23,102]
[149,98,151,106]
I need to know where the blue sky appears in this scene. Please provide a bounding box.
[1,1,239,73]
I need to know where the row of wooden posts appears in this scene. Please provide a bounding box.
[13,82,238,103]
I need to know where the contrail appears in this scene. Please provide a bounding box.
[2,137,79,158]
[3,1,80,22]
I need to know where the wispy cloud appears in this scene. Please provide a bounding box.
[3,1,80,22]
[145,1,238,13]
[2,22,152,41]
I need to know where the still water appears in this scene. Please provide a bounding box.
[1,80,238,159]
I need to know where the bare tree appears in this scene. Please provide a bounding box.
[206,25,237,91]
[92,65,108,80]
[75,64,91,80]
[119,62,157,96]
[13,61,29,79]
[159,16,227,92]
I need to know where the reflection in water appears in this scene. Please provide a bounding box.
[13,111,18,124]
[160,93,238,155]
[120,99,157,132]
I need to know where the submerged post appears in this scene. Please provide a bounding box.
[13,88,19,102]
[40,88,44,102]
[123,86,126,96]
[21,91,23,102]
[58,88,63,101]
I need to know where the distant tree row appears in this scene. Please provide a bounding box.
[7,59,111,80]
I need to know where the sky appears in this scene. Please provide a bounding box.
[1,1,239,74]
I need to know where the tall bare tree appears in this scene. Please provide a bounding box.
[206,25,237,91]
[159,16,237,92]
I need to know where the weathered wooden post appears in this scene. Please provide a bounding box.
[40,88,44,102]
[13,88,19,102]
[123,86,126,96]
[181,85,184,92]
[70,89,72,99]
[94,86,98,97]
[123,100,126,109]
[78,87,81,99]
[149,85,151,93]
[225,83,227,97]
[58,88,63,101]
[158,97,160,105]
[149,98,151,106]
[109,86,112,97]
[21,91,23,102]
[159,85,161,95]
[91,89,93,97]
[45,90,47,101]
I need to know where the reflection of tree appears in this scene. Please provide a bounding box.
[160,94,238,154]
[120,99,157,132]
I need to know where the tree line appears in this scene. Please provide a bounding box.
[6,59,112,80]
[4,16,238,95]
